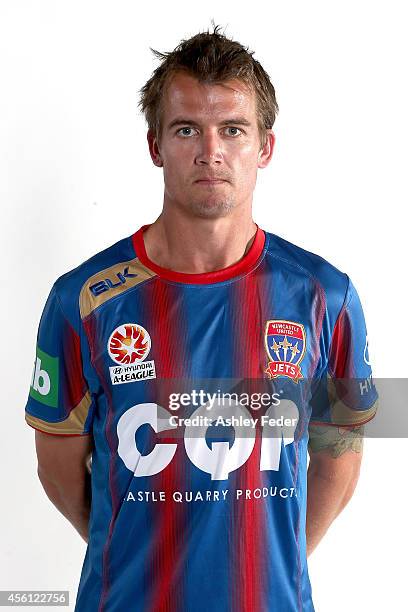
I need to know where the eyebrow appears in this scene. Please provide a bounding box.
[167,117,252,130]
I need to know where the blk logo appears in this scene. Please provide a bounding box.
[89,267,137,296]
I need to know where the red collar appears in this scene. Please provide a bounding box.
[132,224,266,284]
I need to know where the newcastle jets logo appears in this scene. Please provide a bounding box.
[107,323,156,385]
[264,320,306,382]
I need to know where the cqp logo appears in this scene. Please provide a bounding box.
[117,399,299,480]
[108,323,151,365]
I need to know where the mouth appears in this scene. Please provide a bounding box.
[194,179,228,185]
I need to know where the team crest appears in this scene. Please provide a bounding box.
[264,320,306,382]
[107,323,156,385]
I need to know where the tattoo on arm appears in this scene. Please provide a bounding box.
[308,424,364,458]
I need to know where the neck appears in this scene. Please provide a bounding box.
[142,209,258,275]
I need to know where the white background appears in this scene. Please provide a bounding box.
[1,1,407,610]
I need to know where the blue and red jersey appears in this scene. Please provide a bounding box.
[25,224,378,611]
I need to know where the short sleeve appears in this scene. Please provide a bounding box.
[25,284,95,436]
[310,277,378,427]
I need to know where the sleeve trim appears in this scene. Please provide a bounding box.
[25,390,93,435]
[25,420,92,436]
[310,399,378,428]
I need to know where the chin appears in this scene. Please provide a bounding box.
[189,200,235,218]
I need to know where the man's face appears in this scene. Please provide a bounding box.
[148,72,274,219]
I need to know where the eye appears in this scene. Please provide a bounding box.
[177,127,197,137]
[224,127,242,137]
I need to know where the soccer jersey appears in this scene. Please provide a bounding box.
[25,224,378,612]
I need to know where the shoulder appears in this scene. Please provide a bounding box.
[51,233,139,326]
[264,230,351,322]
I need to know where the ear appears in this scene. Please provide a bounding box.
[257,130,276,169]
[147,129,163,167]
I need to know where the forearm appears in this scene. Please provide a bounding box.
[38,464,92,543]
[306,462,356,556]
[306,424,364,557]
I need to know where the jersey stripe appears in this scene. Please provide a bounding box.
[82,313,119,612]
[141,279,191,612]
[229,262,269,612]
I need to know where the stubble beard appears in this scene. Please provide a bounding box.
[188,196,235,219]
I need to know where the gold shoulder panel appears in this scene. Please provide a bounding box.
[79,257,156,319]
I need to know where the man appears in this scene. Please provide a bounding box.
[25,25,378,611]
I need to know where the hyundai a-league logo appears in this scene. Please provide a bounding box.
[264,320,306,382]
[108,323,151,365]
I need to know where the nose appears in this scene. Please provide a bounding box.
[195,130,223,165]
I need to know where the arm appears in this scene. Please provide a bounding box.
[35,430,93,543]
[306,423,364,557]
